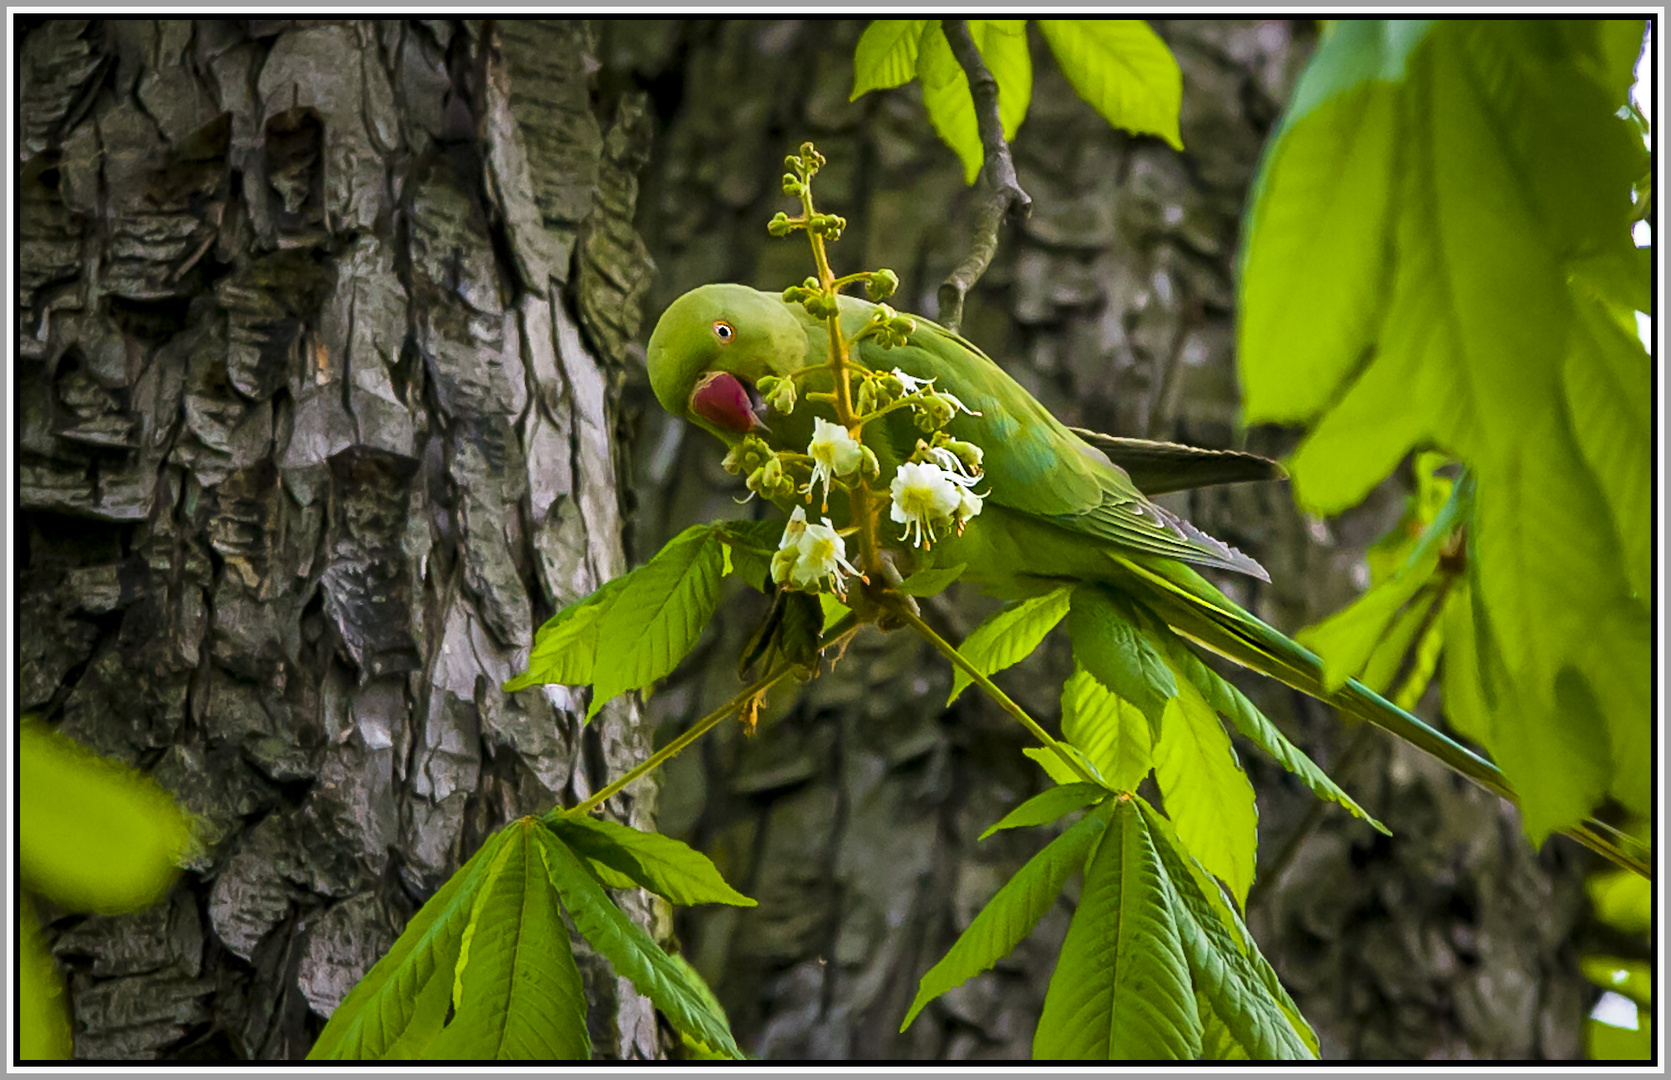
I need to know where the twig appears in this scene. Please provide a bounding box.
[937,19,1032,333]
[898,606,1100,787]
[556,616,861,820]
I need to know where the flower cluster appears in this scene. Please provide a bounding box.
[771,507,862,596]
[749,138,988,600]
[889,459,983,550]
[723,435,797,501]
[806,418,864,512]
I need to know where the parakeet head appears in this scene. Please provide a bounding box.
[646,284,811,439]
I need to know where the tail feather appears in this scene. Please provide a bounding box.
[1110,554,1650,877]
[1149,502,1271,584]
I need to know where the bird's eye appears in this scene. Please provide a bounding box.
[713,320,735,342]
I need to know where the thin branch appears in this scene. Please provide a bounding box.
[938,19,1032,333]
[556,616,861,820]
[898,606,1101,787]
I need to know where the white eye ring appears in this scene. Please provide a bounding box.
[713,320,735,342]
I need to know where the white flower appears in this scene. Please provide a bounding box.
[805,418,864,511]
[772,507,861,596]
[890,369,978,417]
[779,505,810,549]
[794,518,861,594]
[928,443,981,482]
[890,461,964,549]
[891,369,935,395]
[955,485,983,530]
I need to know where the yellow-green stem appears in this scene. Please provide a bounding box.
[899,608,1102,788]
[555,620,861,821]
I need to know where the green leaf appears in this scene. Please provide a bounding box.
[664,953,739,1060]
[1239,20,1431,423]
[1151,677,1257,907]
[19,718,192,914]
[850,19,931,100]
[1581,957,1651,1008]
[917,20,1034,184]
[1580,19,1649,100]
[504,574,633,692]
[1439,580,1494,747]
[947,586,1072,705]
[1589,1011,1652,1061]
[896,562,966,597]
[978,782,1106,841]
[1069,585,1176,732]
[1037,20,1183,150]
[1587,868,1651,935]
[1060,667,1152,793]
[1163,642,1387,834]
[819,593,851,633]
[1473,450,1616,844]
[902,805,1110,1032]
[1296,477,1465,690]
[1241,20,1648,845]
[20,896,71,1060]
[420,822,589,1060]
[589,525,726,719]
[716,519,782,590]
[1357,587,1442,696]
[1198,992,1251,1061]
[1034,799,1201,1059]
[546,816,757,908]
[541,830,743,1058]
[1141,800,1317,1060]
[310,831,507,1059]
[1022,745,1103,787]
[1565,291,1651,600]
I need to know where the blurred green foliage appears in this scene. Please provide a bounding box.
[851,20,1182,183]
[18,717,194,1059]
[1239,19,1651,844]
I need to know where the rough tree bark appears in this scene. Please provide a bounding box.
[17,17,1607,1063]
[19,19,663,1060]
[614,18,1601,1061]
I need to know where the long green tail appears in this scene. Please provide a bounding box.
[1115,556,1651,879]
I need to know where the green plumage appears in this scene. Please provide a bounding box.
[643,283,1645,877]
[645,283,1271,597]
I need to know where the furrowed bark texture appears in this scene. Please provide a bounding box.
[614,19,1600,1061]
[19,19,663,1060]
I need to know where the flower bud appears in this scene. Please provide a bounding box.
[865,269,899,301]
[855,378,877,415]
[782,173,802,196]
[767,211,794,237]
[945,438,983,472]
[771,545,799,586]
[759,374,797,414]
[915,395,955,432]
[858,444,881,480]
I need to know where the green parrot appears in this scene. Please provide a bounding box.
[644,283,1642,874]
[648,283,1279,594]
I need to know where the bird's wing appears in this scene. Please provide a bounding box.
[880,317,1270,580]
[1067,430,1287,495]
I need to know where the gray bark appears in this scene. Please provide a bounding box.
[615,18,1601,1061]
[18,16,1609,1063]
[20,19,662,1060]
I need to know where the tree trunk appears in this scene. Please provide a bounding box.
[21,18,663,1060]
[616,18,1599,1061]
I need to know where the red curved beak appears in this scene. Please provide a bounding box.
[690,371,769,434]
